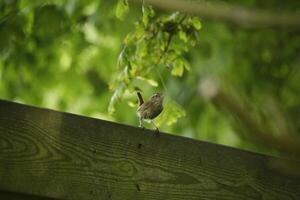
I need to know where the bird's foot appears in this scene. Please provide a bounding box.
[154,128,160,136]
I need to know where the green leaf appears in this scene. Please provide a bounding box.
[134,24,145,40]
[136,41,147,58]
[191,17,201,30]
[136,76,158,87]
[182,59,191,71]
[179,30,188,43]
[117,47,127,68]
[124,34,133,44]
[116,0,129,20]
[142,6,155,27]
[128,101,136,107]
[142,13,149,27]
[171,60,184,76]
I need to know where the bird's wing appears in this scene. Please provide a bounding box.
[137,101,153,118]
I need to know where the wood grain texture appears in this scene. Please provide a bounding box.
[0,99,299,200]
[0,190,60,200]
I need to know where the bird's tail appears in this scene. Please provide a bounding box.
[137,91,144,106]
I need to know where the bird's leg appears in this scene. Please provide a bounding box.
[139,118,145,129]
[151,120,160,135]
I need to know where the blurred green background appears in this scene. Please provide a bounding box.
[1,0,299,156]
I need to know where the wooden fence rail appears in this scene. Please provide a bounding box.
[0,100,299,199]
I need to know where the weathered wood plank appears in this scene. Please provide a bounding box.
[0,99,299,200]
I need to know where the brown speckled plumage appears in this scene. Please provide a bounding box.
[136,92,164,131]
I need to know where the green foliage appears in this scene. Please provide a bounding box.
[156,99,186,126]
[34,5,69,38]
[115,0,129,20]
[109,5,201,126]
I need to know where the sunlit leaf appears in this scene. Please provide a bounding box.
[179,30,188,43]
[117,47,127,68]
[116,0,129,20]
[134,25,145,40]
[171,60,184,76]
[128,101,136,107]
[136,76,158,87]
[183,59,191,71]
[142,5,155,27]
[191,17,201,30]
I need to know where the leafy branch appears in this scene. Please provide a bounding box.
[109,1,201,126]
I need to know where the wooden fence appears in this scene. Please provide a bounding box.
[0,100,299,199]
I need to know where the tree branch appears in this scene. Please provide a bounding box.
[131,0,300,29]
[199,77,300,156]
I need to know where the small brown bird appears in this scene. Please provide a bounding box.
[136,91,164,132]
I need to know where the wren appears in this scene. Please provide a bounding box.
[136,91,164,132]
